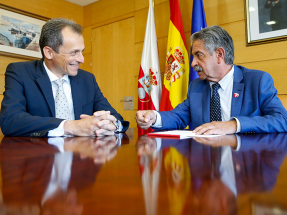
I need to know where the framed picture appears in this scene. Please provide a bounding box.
[0,3,49,59]
[245,0,287,45]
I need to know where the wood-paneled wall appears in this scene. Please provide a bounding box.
[91,17,136,127]
[82,0,287,129]
[1,0,287,128]
[0,0,83,99]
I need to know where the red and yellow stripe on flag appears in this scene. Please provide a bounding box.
[160,0,189,111]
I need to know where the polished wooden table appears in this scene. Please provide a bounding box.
[0,131,287,215]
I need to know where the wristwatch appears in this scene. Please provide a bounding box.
[112,119,121,132]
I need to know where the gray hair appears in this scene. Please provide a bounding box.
[190,25,234,64]
[39,18,83,57]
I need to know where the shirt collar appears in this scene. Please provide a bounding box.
[209,65,234,91]
[43,62,69,83]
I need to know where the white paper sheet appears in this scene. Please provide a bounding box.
[149,130,224,139]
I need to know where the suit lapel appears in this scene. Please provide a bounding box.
[70,76,82,120]
[202,82,211,123]
[35,60,55,117]
[231,66,244,117]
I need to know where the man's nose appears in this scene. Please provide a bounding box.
[76,52,85,64]
[191,57,197,68]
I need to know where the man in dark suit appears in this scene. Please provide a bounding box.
[0,18,129,137]
[135,25,287,134]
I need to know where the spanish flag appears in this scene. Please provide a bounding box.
[160,0,189,111]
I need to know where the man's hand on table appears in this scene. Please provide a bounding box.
[64,111,117,136]
[135,110,156,130]
[193,120,237,135]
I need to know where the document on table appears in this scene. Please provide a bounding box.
[147,130,224,139]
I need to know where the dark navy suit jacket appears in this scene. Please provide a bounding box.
[158,65,287,133]
[0,60,129,136]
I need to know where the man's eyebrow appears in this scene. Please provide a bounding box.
[70,48,85,52]
[193,50,202,56]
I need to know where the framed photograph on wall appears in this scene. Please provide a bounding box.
[0,4,49,59]
[245,0,287,45]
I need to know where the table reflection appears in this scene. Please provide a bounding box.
[0,133,286,214]
[136,133,287,215]
[0,135,123,215]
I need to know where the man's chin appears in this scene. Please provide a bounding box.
[198,75,207,80]
[196,71,206,80]
[67,69,79,76]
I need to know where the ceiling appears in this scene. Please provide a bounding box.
[65,0,98,6]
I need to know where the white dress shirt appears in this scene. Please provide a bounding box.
[44,62,75,136]
[45,62,123,136]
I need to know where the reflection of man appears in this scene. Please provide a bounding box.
[187,134,287,215]
[0,18,129,137]
[265,0,287,31]
[0,136,119,214]
[190,177,237,215]
[137,133,287,214]
[42,188,83,215]
[172,134,287,194]
[135,25,287,135]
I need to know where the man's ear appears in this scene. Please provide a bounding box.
[215,47,225,64]
[43,46,53,60]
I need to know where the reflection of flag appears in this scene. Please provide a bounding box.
[163,147,191,215]
[137,0,162,135]
[160,0,189,111]
[189,0,207,82]
[139,152,162,215]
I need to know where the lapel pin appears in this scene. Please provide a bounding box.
[234,93,239,98]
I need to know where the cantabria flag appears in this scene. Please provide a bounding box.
[137,0,162,135]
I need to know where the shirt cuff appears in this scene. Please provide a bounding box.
[151,111,163,128]
[114,120,123,133]
[48,120,66,137]
[231,117,241,133]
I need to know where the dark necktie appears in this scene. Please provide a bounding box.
[211,146,222,178]
[210,83,222,122]
[210,83,222,177]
